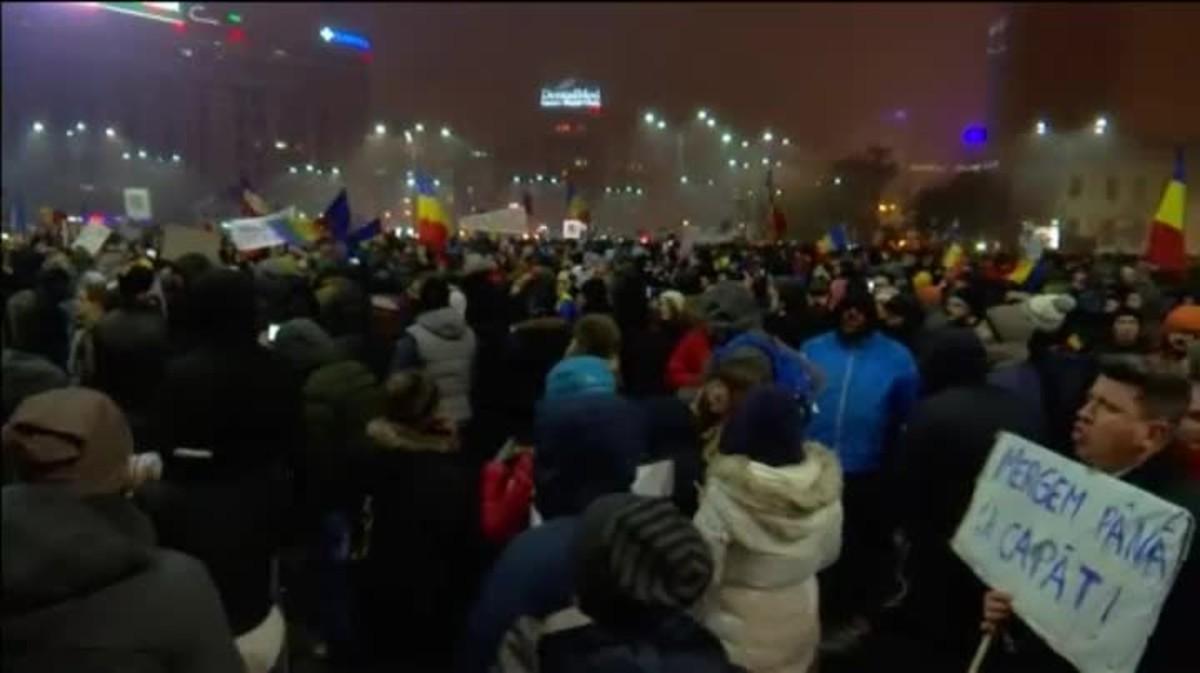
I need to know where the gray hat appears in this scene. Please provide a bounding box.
[573,494,713,624]
[701,281,761,333]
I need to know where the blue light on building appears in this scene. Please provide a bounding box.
[319,26,371,52]
[962,125,988,145]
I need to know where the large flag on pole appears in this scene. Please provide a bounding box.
[322,189,352,243]
[1144,148,1188,272]
[565,181,590,224]
[415,175,450,255]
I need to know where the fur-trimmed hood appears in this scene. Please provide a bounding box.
[703,443,842,548]
[366,418,457,453]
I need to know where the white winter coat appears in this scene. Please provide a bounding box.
[693,444,843,673]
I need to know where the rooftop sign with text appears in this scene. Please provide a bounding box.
[540,80,602,110]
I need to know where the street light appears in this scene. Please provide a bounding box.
[679,175,689,185]
[782,137,791,146]
[414,123,425,133]
[741,140,750,148]
[721,132,732,144]
[75,121,86,132]
[833,176,842,185]
[1035,120,1048,136]
[288,166,297,174]
[762,131,774,143]
[644,112,656,125]
[137,149,147,159]
[32,121,45,133]
[105,127,116,138]
[706,118,716,128]
[331,167,340,176]
[697,110,708,121]
[728,158,737,167]
[305,164,314,172]
[440,126,452,139]
[1093,115,1108,135]
[66,130,75,138]
[171,154,181,162]
[121,152,131,160]
[513,175,521,184]
[656,120,666,130]
[374,123,387,136]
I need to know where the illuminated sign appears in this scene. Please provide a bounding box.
[540,79,602,110]
[319,26,371,51]
[187,4,218,26]
[88,2,184,25]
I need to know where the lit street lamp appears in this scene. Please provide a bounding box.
[374,123,387,136]
[32,121,45,133]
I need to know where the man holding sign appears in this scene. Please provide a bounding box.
[963,356,1198,672]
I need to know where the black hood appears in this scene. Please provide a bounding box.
[2,485,154,616]
[918,327,988,396]
[189,268,258,346]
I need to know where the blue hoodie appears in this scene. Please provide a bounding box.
[802,330,919,474]
[457,395,645,673]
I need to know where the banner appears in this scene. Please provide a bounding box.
[124,188,153,221]
[223,208,293,251]
[563,219,586,240]
[161,224,222,264]
[71,222,112,256]
[952,432,1194,673]
[458,207,528,236]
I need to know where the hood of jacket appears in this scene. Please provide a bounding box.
[2,485,155,616]
[918,327,988,396]
[704,443,842,549]
[534,394,645,519]
[415,306,468,340]
[365,418,457,453]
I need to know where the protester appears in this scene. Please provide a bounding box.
[502,270,572,444]
[894,328,1045,668]
[564,312,622,376]
[2,388,243,672]
[358,371,482,666]
[695,386,843,673]
[458,393,644,673]
[980,356,1199,673]
[391,274,478,425]
[538,494,740,672]
[801,281,918,646]
[1160,304,1200,367]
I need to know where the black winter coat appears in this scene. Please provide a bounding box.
[2,485,242,673]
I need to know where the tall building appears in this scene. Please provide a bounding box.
[1,3,370,222]
[990,4,1200,253]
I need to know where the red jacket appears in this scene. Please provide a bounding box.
[666,326,712,391]
[479,451,533,545]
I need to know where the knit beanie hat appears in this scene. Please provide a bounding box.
[573,494,713,626]
[2,388,133,496]
[545,355,617,400]
[719,385,806,467]
[383,371,439,424]
[701,281,761,333]
[1165,306,1200,335]
[1022,294,1076,333]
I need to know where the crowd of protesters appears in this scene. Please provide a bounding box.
[2,222,1199,673]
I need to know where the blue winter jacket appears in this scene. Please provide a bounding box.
[802,330,919,474]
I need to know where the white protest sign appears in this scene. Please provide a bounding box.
[223,208,292,251]
[161,224,222,264]
[952,432,1194,673]
[563,219,586,240]
[458,207,527,236]
[71,222,112,256]
[124,188,153,221]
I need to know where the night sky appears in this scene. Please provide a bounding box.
[276,2,1004,163]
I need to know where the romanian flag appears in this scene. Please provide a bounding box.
[1006,256,1047,291]
[1144,148,1188,272]
[816,224,848,255]
[415,175,450,255]
[942,241,965,278]
[565,182,590,223]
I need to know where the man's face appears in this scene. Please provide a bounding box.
[1073,376,1168,473]
[1113,316,1140,346]
[1178,384,1200,454]
[839,306,867,336]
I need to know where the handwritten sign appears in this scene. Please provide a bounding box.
[71,222,112,256]
[124,188,153,221]
[223,208,292,251]
[161,224,221,264]
[952,432,1194,673]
